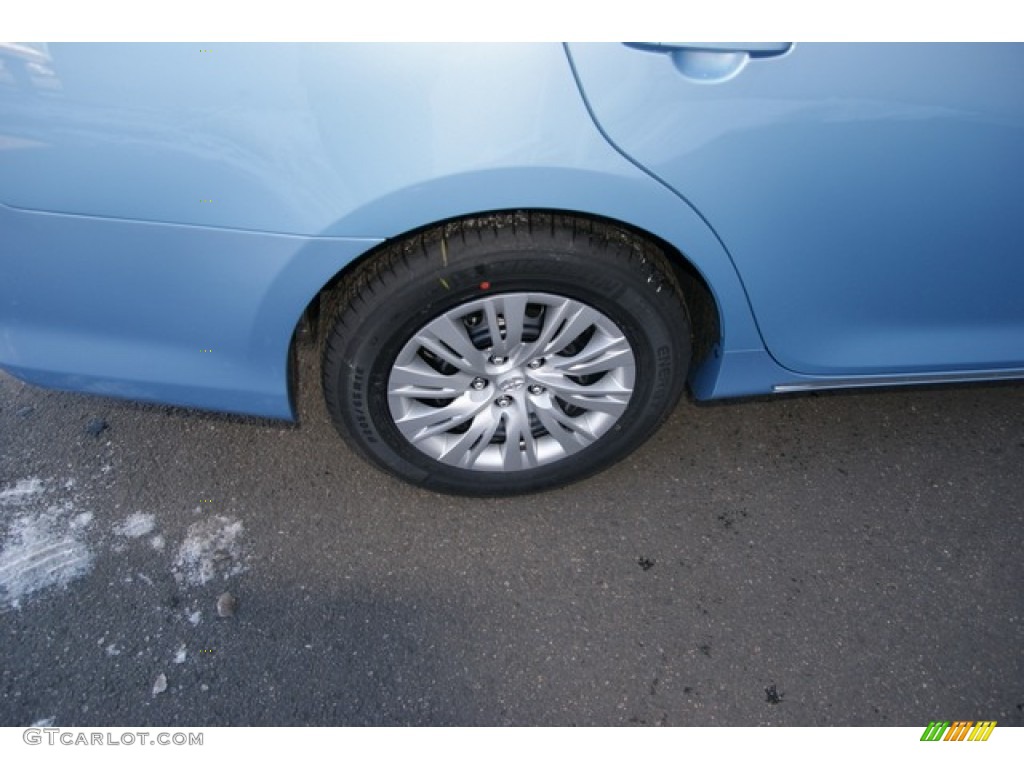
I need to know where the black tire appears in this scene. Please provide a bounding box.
[322,212,691,496]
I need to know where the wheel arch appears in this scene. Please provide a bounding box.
[291,208,723,401]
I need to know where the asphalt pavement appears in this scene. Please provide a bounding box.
[1,347,1022,726]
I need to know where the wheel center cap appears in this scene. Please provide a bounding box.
[499,375,526,394]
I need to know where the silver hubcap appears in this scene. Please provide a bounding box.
[387,292,636,472]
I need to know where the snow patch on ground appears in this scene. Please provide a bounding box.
[0,478,93,609]
[174,516,246,586]
[114,512,156,538]
[1,477,249,612]
[0,477,45,503]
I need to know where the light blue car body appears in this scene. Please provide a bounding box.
[2,43,1022,420]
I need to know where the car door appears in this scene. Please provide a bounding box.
[568,43,1024,376]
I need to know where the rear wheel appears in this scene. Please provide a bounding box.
[322,213,691,495]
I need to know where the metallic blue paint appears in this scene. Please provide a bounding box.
[568,42,1024,376]
[0,202,378,418]
[1,43,1022,420]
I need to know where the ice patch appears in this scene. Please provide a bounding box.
[187,610,201,625]
[0,523,93,608]
[0,478,45,504]
[31,716,56,727]
[0,479,93,609]
[173,644,187,664]
[1,520,93,610]
[174,516,246,586]
[114,512,156,538]
[71,513,93,529]
[150,535,165,551]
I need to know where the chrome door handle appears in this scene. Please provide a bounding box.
[624,42,792,82]
[626,42,792,57]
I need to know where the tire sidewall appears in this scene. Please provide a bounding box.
[329,245,689,495]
